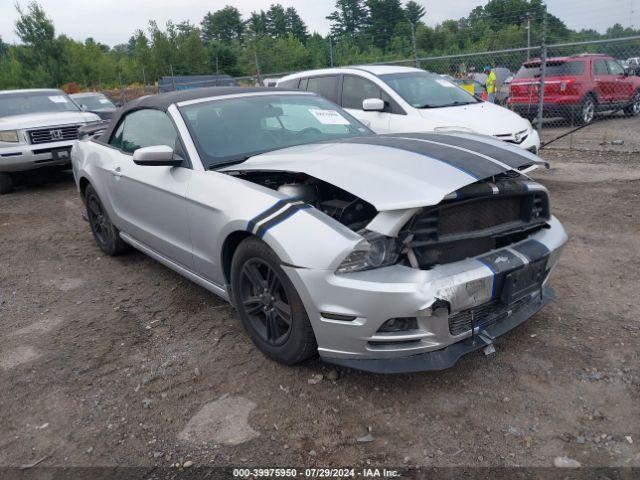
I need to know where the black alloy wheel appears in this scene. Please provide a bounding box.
[84,184,129,256]
[231,237,316,364]
[87,190,113,248]
[238,258,293,346]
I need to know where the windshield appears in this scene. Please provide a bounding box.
[379,72,479,108]
[180,94,373,168]
[74,94,115,110]
[516,61,585,78]
[0,91,80,117]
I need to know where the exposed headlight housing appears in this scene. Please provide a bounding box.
[336,231,399,274]
[0,130,20,143]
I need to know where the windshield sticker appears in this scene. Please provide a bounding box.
[309,109,350,125]
[436,79,457,88]
[48,95,68,103]
[99,99,111,104]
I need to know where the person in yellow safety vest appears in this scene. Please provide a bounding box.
[484,65,497,103]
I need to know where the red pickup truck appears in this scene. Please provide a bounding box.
[509,54,640,124]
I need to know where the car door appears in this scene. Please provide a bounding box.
[593,58,616,104]
[606,59,633,104]
[304,75,340,104]
[340,75,391,132]
[106,108,194,268]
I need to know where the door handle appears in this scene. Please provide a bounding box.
[111,167,122,178]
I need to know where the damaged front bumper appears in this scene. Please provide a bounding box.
[283,216,567,373]
[327,286,554,373]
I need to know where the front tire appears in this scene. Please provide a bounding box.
[623,90,640,116]
[0,172,13,195]
[231,237,316,365]
[84,184,130,256]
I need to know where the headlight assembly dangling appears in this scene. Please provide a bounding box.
[336,231,399,274]
[0,130,20,143]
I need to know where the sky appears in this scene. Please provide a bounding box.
[0,0,637,46]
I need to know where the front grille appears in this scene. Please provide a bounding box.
[439,196,522,236]
[495,130,528,144]
[28,125,80,144]
[448,295,531,336]
[405,187,550,269]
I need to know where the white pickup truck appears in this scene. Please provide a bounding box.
[0,89,101,194]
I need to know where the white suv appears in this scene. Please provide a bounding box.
[277,66,540,153]
[0,89,101,194]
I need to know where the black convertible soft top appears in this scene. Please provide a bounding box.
[99,87,297,143]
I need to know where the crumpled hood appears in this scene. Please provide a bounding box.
[417,102,530,136]
[0,111,100,130]
[224,132,546,211]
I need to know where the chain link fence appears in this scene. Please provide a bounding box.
[365,36,640,153]
[95,36,640,154]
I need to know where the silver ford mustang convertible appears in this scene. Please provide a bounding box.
[72,87,567,373]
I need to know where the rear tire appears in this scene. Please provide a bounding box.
[84,184,130,256]
[0,172,13,195]
[623,90,640,116]
[573,95,596,125]
[231,237,317,365]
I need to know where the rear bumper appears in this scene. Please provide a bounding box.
[0,141,74,173]
[326,287,554,373]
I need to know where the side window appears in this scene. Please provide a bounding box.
[607,60,625,76]
[277,78,300,89]
[119,109,179,154]
[109,121,125,149]
[341,75,383,110]
[593,60,608,75]
[305,76,338,102]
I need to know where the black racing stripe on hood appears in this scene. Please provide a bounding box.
[382,133,536,169]
[331,136,507,180]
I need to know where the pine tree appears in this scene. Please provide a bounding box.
[285,7,309,44]
[266,4,288,38]
[366,0,405,50]
[327,0,369,38]
[405,1,426,28]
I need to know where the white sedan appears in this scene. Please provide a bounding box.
[277,65,540,153]
[72,87,566,373]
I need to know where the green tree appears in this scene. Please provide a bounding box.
[327,0,369,38]
[14,1,63,86]
[366,0,405,51]
[405,1,426,27]
[201,6,244,43]
[246,11,268,39]
[306,33,329,67]
[266,4,288,38]
[285,7,309,44]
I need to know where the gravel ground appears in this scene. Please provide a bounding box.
[540,114,640,153]
[0,148,639,470]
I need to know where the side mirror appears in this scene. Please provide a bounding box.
[362,98,385,112]
[133,145,183,167]
[80,104,88,112]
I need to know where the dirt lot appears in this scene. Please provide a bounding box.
[1,148,639,470]
[540,114,640,153]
